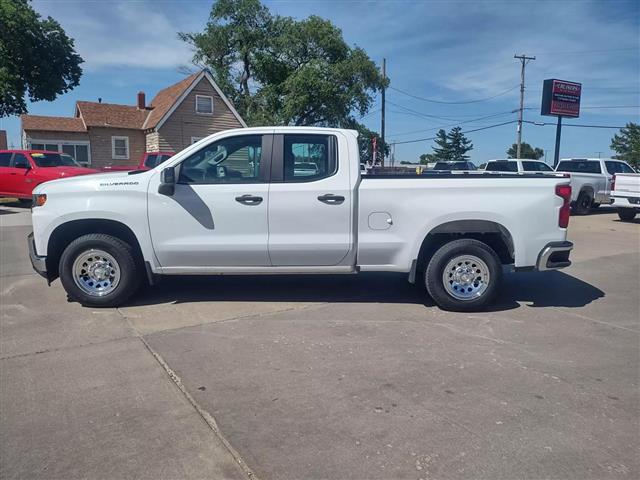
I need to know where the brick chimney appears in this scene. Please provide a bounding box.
[137,91,146,109]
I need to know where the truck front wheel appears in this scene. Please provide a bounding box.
[425,239,502,312]
[59,234,141,307]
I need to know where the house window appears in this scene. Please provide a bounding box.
[28,140,91,165]
[111,136,130,160]
[195,95,214,115]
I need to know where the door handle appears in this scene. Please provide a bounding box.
[317,194,345,205]
[235,194,263,205]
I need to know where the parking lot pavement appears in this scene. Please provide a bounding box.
[1,204,638,479]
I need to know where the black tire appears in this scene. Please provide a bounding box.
[573,191,593,215]
[425,239,502,312]
[59,233,141,307]
[618,208,637,221]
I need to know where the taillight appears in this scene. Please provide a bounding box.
[556,184,571,228]
[611,174,616,192]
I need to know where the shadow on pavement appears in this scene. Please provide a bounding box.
[129,270,604,312]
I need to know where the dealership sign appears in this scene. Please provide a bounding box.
[541,79,582,117]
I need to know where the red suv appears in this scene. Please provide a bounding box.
[0,150,99,202]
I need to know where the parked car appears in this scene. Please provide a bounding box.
[484,159,554,173]
[555,158,635,215]
[101,151,175,172]
[612,173,640,221]
[432,161,477,171]
[28,127,573,312]
[0,150,99,203]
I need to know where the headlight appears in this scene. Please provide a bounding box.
[32,194,47,207]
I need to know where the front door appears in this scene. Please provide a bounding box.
[148,134,272,268]
[267,133,353,266]
[9,153,36,197]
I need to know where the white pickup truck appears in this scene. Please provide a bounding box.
[555,158,635,214]
[28,127,574,311]
[612,173,640,221]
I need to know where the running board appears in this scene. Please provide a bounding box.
[158,265,358,275]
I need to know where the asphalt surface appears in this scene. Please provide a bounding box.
[1,202,638,479]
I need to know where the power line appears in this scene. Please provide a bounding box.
[530,47,638,56]
[389,84,519,104]
[387,110,516,137]
[523,121,625,129]
[391,120,517,145]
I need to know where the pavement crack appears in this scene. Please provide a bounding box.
[123,315,259,480]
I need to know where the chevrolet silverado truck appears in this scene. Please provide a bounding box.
[555,158,635,214]
[28,127,574,311]
[612,173,640,221]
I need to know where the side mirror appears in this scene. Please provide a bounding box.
[158,166,176,196]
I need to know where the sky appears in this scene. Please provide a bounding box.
[2,0,639,164]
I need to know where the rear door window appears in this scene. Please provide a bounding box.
[0,152,12,167]
[522,161,552,172]
[486,161,518,172]
[282,134,337,182]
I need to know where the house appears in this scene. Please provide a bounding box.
[20,70,246,168]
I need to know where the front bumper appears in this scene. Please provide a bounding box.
[536,241,573,271]
[28,232,48,280]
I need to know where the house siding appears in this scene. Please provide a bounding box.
[24,130,90,144]
[87,127,146,169]
[156,78,243,152]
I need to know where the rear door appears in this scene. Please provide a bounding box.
[148,134,272,268]
[267,133,353,266]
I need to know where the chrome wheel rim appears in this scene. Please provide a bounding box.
[442,255,490,301]
[72,249,121,297]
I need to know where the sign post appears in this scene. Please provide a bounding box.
[541,79,582,167]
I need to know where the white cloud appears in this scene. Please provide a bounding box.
[33,0,198,70]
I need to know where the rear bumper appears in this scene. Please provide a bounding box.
[536,241,573,271]
[612,196,640,210]
[27,232,48,279]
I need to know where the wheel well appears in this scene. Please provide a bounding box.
[46,219,144,278]
[415,220,514,274]
[579,186,594,197]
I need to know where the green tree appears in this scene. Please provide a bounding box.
[446,126,473,161]
[420,127,473,163]
[353,124,389,163]
[506,142,544,159]
[610,122,640,169]
[0,0,83,116]
[180,0,385,128]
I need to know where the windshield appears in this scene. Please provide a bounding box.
[30,152,80,167]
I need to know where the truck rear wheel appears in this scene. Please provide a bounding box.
[573,191,593,215]
[425,239,502,312]
[59,234,141,307]
[618,208,637,221]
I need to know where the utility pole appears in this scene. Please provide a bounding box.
[381,58,386,167]
[514,54,535,159]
